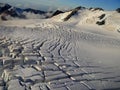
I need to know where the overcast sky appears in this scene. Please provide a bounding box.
[0,0,120,11]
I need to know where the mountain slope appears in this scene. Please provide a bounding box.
[52,7,120,31]
[0,3,50,20]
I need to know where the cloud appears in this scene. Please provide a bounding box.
[15,4,23,8]
[23,12,46,19]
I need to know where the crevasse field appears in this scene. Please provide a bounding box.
[0,8,120,90]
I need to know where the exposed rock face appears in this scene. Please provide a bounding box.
[0,3,47,20]
[96,14,106,25]
[96,20,105,25]
[1,7,26,20]
[92,7,104,11]
[98,14,106,20]
[23,8,46,15]
[0,3,11,14]
[52,10,64,17]
[64,6,85,21]
[116,8,120,13]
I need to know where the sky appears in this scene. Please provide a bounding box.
[0,0,120,11]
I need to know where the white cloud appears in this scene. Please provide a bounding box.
[23,12,46,19]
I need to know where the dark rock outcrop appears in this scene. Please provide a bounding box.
[63,6,85,21]
[92,7,104,11]
[98,14,106,20]
[0,3,11,14]
[96,20,105,25]
[52,10,64,17]
[1,7,26,20]
[0,3,47,20]
[116,8,120,13]
[23,8,46,14]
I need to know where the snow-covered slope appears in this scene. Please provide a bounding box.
[52,8,120,31]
